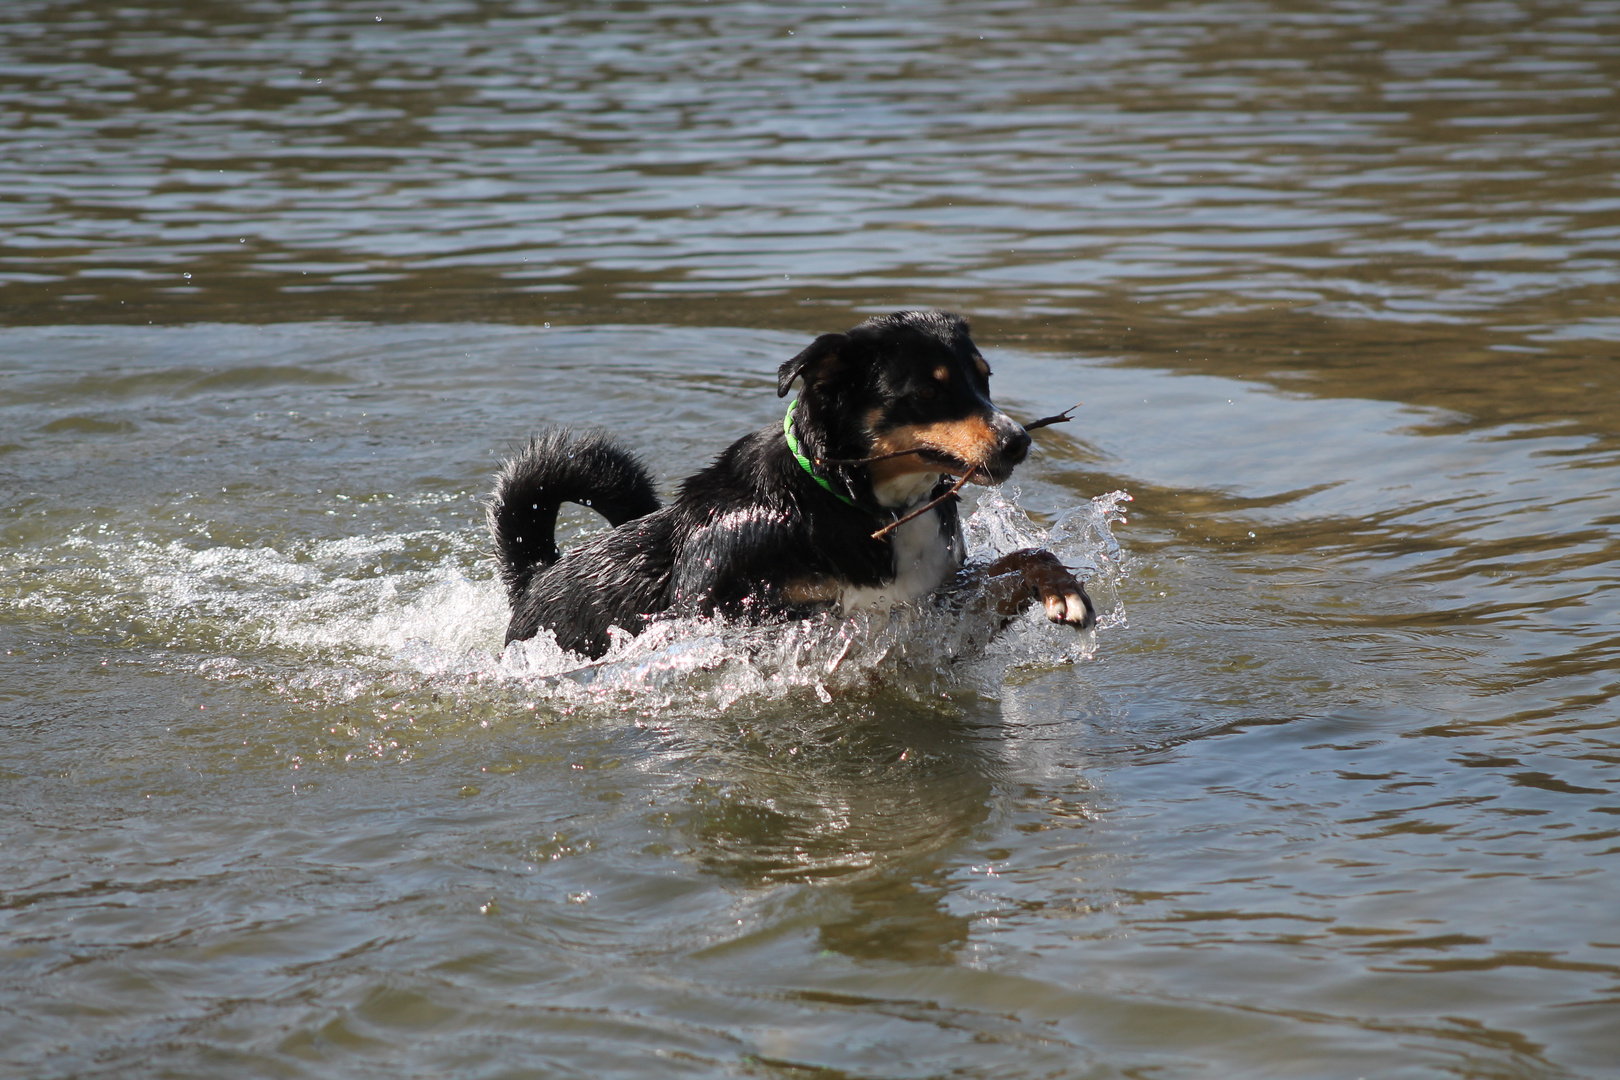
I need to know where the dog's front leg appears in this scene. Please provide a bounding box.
[980,549,1095,629]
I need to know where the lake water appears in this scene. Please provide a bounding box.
[3,2,1619,1077]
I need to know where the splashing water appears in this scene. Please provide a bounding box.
[470,486,1130,712]
[7,488,1129,714]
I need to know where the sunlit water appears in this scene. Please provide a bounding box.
[4,2,1620,1078]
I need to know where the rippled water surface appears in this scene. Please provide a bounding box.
[4,2,1620,1078]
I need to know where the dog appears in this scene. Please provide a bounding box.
[488,310,1094,659]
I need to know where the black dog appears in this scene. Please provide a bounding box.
[488,310,1094,659]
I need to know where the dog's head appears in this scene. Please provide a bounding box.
[778,311,1031,498]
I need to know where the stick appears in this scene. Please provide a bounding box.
[863,401,1080,539]
[817,446,935,467]
[1021,402,1081,432]
[870,466,980,541]
[816,403,1082,468]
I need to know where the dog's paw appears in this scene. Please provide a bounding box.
[1042,584,1094,629]
[982,548,1099,630]
[1020,550,1096,630]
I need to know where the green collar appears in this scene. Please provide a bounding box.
[783,398,856,507]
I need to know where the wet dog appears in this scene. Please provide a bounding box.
[488,310,1094,658]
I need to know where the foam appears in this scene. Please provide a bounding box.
[8,488,1130,714]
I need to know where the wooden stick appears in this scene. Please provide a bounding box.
[817,403,1082,468]
[816,446,934,467]
[870,466,980,541]
[1021,402,1081,432]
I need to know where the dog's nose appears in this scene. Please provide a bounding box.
[976,411,1031,483]
[1002,424,1031,463]
[991,412,1030,463]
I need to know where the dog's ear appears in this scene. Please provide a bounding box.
[777,333,850,397]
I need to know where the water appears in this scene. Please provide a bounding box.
[3,2,1619,1077]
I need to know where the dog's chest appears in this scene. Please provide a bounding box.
[838,507,960,614]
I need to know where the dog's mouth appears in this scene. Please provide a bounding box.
[916,448,1016,485]
[865,411,1032,488]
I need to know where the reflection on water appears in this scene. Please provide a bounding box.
[672,700,997,963]
[4,0,1620,1076]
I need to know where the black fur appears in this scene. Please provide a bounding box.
[490,310,1066,659]
[487,429,661,605]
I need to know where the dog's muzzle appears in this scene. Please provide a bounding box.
[977,410,1031,484]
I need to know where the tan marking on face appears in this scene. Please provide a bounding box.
[867,454,938,487]
[932,364,950,382]
[869,415,1002,481]
[972,353,990,378]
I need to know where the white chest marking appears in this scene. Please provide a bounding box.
[838,506,960,614]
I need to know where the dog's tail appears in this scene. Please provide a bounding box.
[487,428,661,604]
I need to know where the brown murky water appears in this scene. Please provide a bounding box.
[3,2,1619,1077]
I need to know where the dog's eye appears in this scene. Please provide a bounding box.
[919,385,938,400]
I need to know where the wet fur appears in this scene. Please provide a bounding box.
[488,310,1091,658]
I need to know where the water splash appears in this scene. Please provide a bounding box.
[488,486,1133,712]
[6,487,1129,713]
